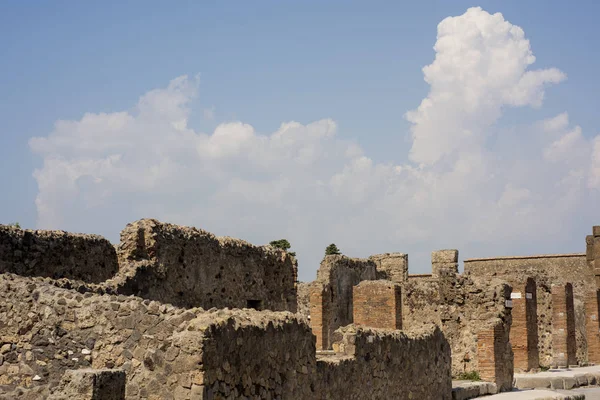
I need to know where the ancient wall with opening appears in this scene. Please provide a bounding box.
[113,219,298,311]
[464,253,592,366]
[401,251,513,379]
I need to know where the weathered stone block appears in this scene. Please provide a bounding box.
[432,250,459,264]
[48,369,126,400]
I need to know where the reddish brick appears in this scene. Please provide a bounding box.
[551,283,576,367]
[310,285,331,350]
[510,277,539,372]
[353,281,402,330]
[586,289,600,364]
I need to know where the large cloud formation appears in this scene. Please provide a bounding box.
[30,7,600,280]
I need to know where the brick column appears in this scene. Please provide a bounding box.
[510,278,539,372]
[552,283,576,367]
[586,289,600,364]
[353,280,402,330]
[593,226,600,288]
[310,285,331,350]
[477,321,513,392]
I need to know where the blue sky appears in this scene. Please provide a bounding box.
[1,1,599,280]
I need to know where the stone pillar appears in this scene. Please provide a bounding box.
[586,289,600,364]
[552,283,577,367]
[369,253,409,283]
[353,280,402,330]
[477,321,513,392]
[510,278,539,372]
[48,369,126,400]
[431,250,458,278]
[432,250,458,303]
[310,284,331,350]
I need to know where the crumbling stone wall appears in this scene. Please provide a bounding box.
[310,255,377,349]
[369,253,408,283]
[0,273,453,400]
[317,325,452,400]
[402,270,512,379]
[296,281,314,318]
[0,273,210,399]
[0,225,118,283]
[112,219,297,311]
[464,253,592,366]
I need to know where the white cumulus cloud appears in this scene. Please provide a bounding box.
[29,7,599,280]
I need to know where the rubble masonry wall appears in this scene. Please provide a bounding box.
[0,225,118,283]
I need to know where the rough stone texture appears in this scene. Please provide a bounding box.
[0,273,453,400]
[0,225,118,283]
[296,281,314,318]
[402,272,513,378]
[112,219,297,311]
[318,325,452,400]
[369,253,408,283]
[0,273,208,399]
[511,278,540,372]
[353,280,402,330]
[310,255,377,349]
[48,369,126,400]
[464,253,592,367]
[477,319,514,392]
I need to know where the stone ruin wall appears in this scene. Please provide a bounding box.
[402,268,513,377]
[464,253,592,367]
[310,255,377,349]
[306,249,515,381]
[368,252,408,282]
[0,225,119,283]
[318,324,452,400]
[0,219,298,313]
[0,273,452,400]
[112,219,298,311]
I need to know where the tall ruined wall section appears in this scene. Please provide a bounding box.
[402,272,512,377]
[464,254,592,366]
[111,219,297,311]
[311,255,377,349]
[317,325,452,400]
[0,225,118,283]
[0,273,452,400]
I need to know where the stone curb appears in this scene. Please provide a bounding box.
[452,381,497,400]
[514,372,600,390]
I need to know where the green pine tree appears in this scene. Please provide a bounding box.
[269,239,296,257]
[325,243,341,256]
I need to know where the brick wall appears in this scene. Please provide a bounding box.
[353,280,402,330]
[585,289,600,364]
[477,321,513,392]
[310,284,331,350]
[510,278,539,372]
[552,284,577,366]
